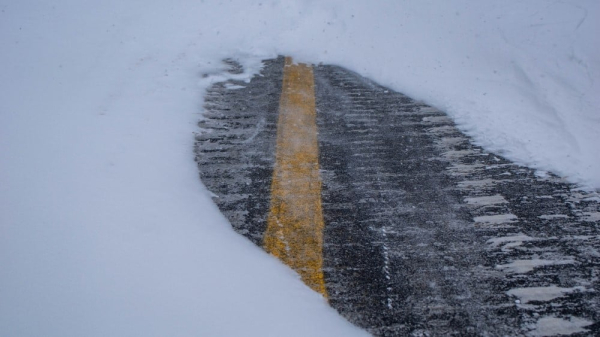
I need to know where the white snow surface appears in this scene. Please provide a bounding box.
[1,0,598,336]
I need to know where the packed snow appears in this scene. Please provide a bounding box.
[530,316,593,337]
[1,0,598,336]
[496,258,576,274]
[507,286,586,304]
[487,233,541,251]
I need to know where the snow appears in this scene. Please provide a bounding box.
[487,234,540,251]
[465,194,508,206]
[539,214,569,220]
[1,0,598,335]
[496,258,575,274]
[530,316,592,336]
[299,0,599,189]
[474,213,519,225]
[458,179,498,188]
[507,286,586,304]
[0,1,367,336]
[582,211,600,222]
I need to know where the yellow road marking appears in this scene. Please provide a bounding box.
[264,57,327,297]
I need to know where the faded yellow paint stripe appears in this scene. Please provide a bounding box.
[264,57,327,297]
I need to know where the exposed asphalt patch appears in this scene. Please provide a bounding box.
[195,57,600,336]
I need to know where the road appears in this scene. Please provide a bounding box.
[195,57,600,336]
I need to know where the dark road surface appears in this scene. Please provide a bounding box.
[195,57,600,336]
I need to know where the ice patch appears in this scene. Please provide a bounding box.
[487,233,539,251]
[417,106,441,114]
[566,192,600,204]
[507,286,586,303]
[448,163,485,176]
[497,258,575,274]
[422,116,451,124]
[538,214,569,220]
[474,214,518,225]
[529,316,592,336]
[442,150,478,160]
[458,179,496,188]
[581,212,600,222]
[437,137,466,147]
[565,235,597,241]
[224,83,246,90]
[427,125,456,135]
[465,194,508,206]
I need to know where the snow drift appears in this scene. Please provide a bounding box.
[1,0,598,336]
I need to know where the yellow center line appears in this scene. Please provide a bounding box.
[263,57,327,297]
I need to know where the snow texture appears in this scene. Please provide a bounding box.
[487,234,541,251]
[497,258,576,274]
[507,286,586,304]
[530,316,592,336]
[1,0,598,335]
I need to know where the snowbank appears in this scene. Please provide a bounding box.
[274,0,600,188]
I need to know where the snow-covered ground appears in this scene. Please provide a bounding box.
[1,0,598,336]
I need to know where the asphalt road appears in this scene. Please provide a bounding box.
[195,57,600,336]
